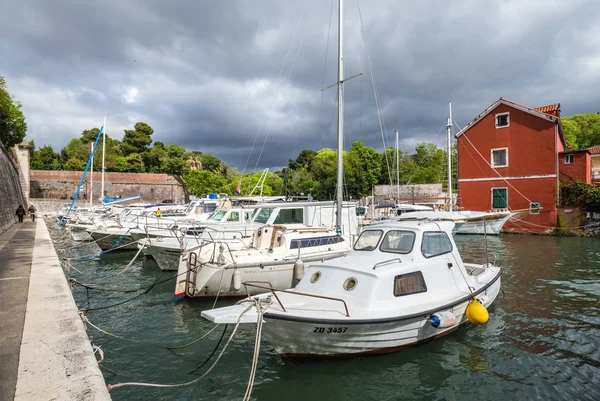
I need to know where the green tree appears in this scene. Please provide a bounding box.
[81,127,101,144]
[345,141,382,198]
[184,170,228,196]
[121,122,154,156]
[561,114,600,150]
[125,153,145,173]
[0,76,27,148]
[311,148,338,200]
[160,144,187,176]
[32,145,61,170]
[64,157,83,171]
[199,153,223,172]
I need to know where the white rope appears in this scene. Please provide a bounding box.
[243,298,268,401]
[107,304,254,391]
[78,245,145,288]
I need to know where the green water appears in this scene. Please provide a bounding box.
[49,221,600,401]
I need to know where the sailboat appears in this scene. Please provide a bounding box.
[201,0,503,359]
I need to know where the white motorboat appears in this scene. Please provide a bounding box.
[176,225,351,301]
[202,219,502,358]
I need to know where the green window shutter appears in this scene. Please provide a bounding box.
[492,188,507,208]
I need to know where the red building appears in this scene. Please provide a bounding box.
[456,98,565,233]
[558,148,591,183]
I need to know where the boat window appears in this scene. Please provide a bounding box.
[273,208,304,224]
[380,230,415,254]
[244,211,253,221]
[253,208,274,224]
[354,230,383,251]
[290,236,344,249]
[394,271,427,297]
[227,211,240,222]
[421,231,453,258]
[205,204,218,213]
[209,210,227,221]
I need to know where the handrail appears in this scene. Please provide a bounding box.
[242,281,350,317]
[372,258,402,270]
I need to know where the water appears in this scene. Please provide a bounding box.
[49,220,600,401]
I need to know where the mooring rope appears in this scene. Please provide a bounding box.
[107,304,254,391]
[81,312,221,350]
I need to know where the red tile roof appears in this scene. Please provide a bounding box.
[586,145,600,155]
[31,170,181,185]
[534,103,561,117]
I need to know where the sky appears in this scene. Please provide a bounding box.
[2,0,600,171]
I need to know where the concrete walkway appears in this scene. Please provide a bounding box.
[0,219,111,401]
[0,221,35,401]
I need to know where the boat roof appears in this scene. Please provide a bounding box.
[366,219,455,232]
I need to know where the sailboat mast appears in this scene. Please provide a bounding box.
[395,129,400,201]
[447,102,453,212]
[101,115,107,203]
[90,143,93,208]
[335,0,344,230]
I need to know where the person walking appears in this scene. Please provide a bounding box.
[28,204,36,222]
[16,205,25,223]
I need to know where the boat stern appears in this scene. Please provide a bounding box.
[201,303,259,324]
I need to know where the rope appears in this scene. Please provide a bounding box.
[81,313,221,350]
[243,298,268,401]
[76,245,145,288]
[107,304,255,391]
[67,236,137,262]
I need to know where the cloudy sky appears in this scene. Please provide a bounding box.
[2,0,599,170]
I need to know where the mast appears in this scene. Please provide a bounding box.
[90,142,94,208]
[395,129,400,201]
[446,102,453,212]
[101,115,107,203]
[335,0,344,231]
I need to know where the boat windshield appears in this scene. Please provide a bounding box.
[209,210,227,221]
[353,230,383,251]
[380,230,415,254]
[253,208,274,224]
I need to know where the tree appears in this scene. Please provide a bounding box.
[288,149,316,170]
[31,145,61,170]
[64,157,83,171]
[199,153,223,172]
[184,170,227,196]
[311,148,338,200]
[121,122,154,156]
[0,76,27,148]
[561,114,600,150]
[81,127,101,144]
[160,144,187,176]
[125,153,145,173]
[345,141,382,198]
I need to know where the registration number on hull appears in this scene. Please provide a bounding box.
[313,327,348,333]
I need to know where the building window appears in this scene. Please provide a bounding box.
[492,188,508,209]
[491,148,508,168]
[565,154,574,164]
[530,202,540,214]
[394,271,427,297]
[495,112,510,128]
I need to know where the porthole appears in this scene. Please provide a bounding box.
[310,271,321,283]
[343,277,357,291]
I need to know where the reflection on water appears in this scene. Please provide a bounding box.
[47,220,600,401]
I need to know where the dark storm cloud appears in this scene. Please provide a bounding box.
[2,0,599,170]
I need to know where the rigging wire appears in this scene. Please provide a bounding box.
[356,0,393,186]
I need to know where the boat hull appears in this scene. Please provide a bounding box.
[454,215,510,235]
[91,231,138,251]
[262,278,501,358]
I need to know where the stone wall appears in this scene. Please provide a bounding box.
[30,171,185,204]
[14,142,32,205]
[374,183,452,206]
[0,141,26,234]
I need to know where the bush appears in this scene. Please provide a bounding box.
[560,181,600,209]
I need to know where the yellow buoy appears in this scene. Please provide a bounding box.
[465,298,489,324]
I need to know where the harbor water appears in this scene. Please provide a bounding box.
[49,220,600,401]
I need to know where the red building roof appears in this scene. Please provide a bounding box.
[534,103,561,117]
[586,145,600,155]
